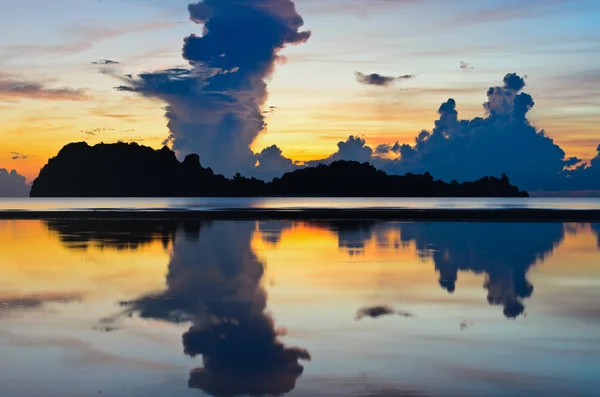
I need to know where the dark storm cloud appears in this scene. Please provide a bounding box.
[355,72,414,86]
[483,72,527,117]
[0,73,88,102]
[334,73,571,191]
[0,168,30,197]
[117,0,311,177]
[121,222,310,396]
[305,73,600,191]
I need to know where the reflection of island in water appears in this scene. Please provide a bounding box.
[44,220,600,396]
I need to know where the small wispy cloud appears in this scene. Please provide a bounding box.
[10,152,28,160]
[81,127,115,136]
[460,61,474,70]
[0,73,87,102]
[92,59,120,65]
[4,21,183,59]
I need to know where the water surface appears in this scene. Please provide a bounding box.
[2,197,600,212]
[1,220,599,396]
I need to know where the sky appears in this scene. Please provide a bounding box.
[0,0,599,191]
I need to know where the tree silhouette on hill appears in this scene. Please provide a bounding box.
[30,142,528,198]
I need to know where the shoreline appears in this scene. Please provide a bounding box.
[1,209,600,221]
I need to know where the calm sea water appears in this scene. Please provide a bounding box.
[1,197,600,211]
[0,219,599,397]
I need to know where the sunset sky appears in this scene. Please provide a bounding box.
[1,0,599,184]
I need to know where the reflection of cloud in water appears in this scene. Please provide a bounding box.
[122,222,311,397]
[46,219,572,322]
[591,223,600,248]
[0,292,83,316]
[397,223,564,318]
[257,221,294,246]
[356,305,414,320]
[258,221,565,319]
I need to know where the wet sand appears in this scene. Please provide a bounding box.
[1,209,600,221]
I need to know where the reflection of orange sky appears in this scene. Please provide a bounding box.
[2,220,599,321]
[253,222,485,306]
[253,222,600,318]
[0,220,169,301]
[533,223,600,275]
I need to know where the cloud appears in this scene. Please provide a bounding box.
[4,21,181,59]
[562,145,600,190]
[81,128,115,136]
[0,168,30,197]
[92,59,120,65]
[300,0,420,15]
[375,144,392,155]
[307,136,374,166]
[355,305,414,320]
[121,222,310,396]
[263,105,277,114]
[252,145,299,181]
[296,73,600,191]
[441,0,573,27]
[0,74,88,102]
[10,152,28,160]
[327,73,571,191]
[116,0,311,177]
[355,72,415,87]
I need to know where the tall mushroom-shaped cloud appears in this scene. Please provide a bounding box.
[118,0,311,177]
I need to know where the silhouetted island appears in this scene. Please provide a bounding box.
[30,142,528,198]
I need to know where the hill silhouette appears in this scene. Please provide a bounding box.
[30,142,528,197]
